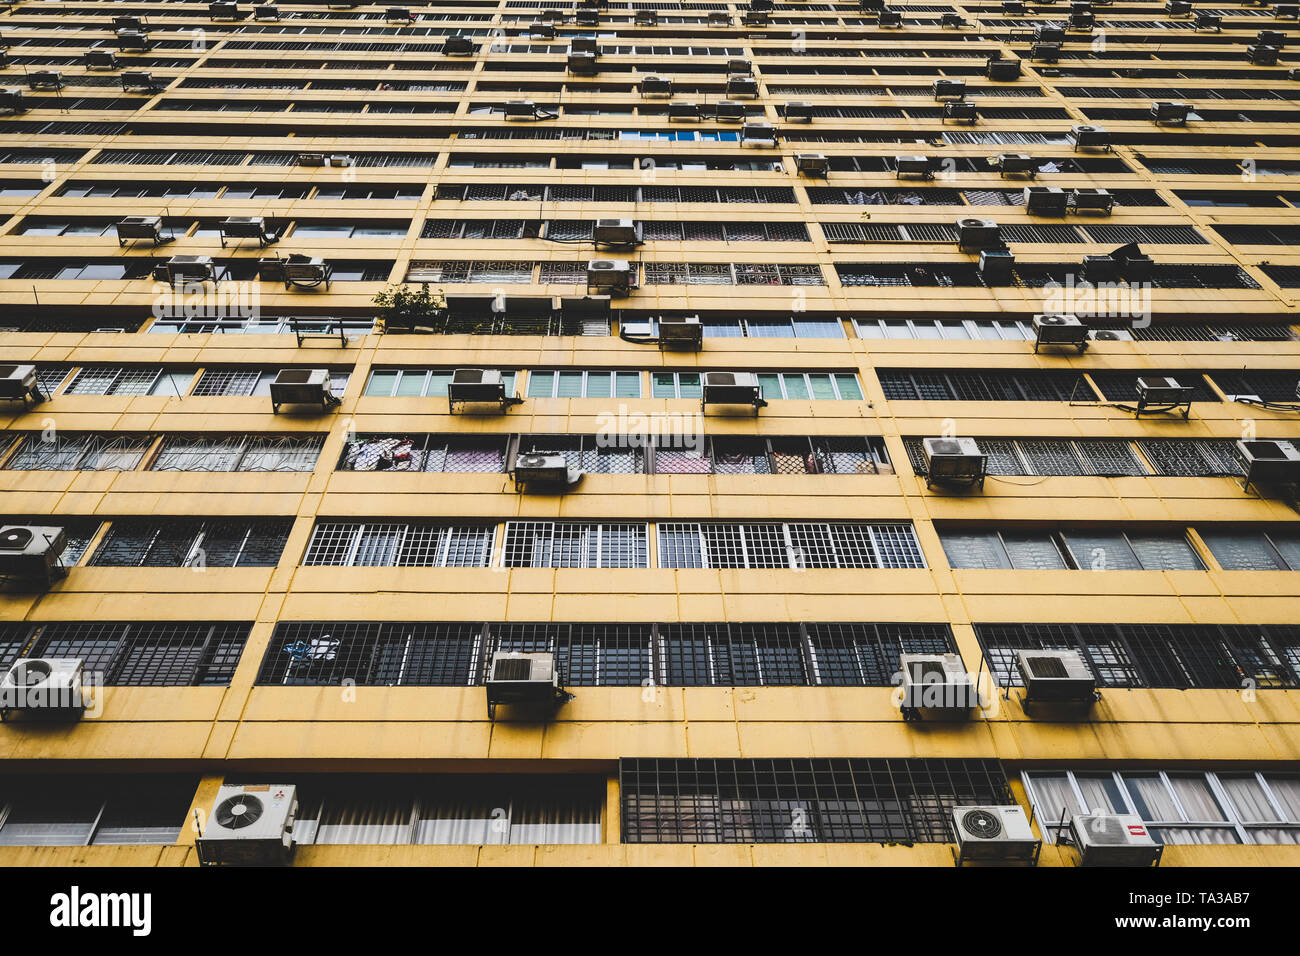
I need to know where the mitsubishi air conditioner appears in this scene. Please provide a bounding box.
[1017,649,1097,703]
[196,784,298,866]
[898,653,975,717]
[1032,312,1089,353]
[485,651,569,718]
[296,152,327,167]
[1070,813,1163,867]
[0,658,85,720]
[701,371,766,412]
[953,805,1041,865]
[1025,186,1067,216]
[513,452,583,491]
[1234,439,1300,493]
[269,368,337,413]
[0,365,44,406]
[0,525,69,588]
[921,437,987,489]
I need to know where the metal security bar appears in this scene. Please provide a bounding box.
[619,758,1013,844]
[89,518,293,568]
[975,623,1300,691]
[501,522,649,568]
[0,622,251,686]
[303,522,495,567]
[903,437,1244,479]
[656,522,924,569]
[150,434,324,472]
[4,433,153,471]
[878,369,1088,402]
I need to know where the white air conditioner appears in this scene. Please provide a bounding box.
[741,121,777,145]
[514,452,583,490]
[957,217,1000,251]
[1136,376,1192,408]
[1151,100,1190,125]
[921,436,987,488]
[296,152,327,167]
[0,364,41,405]
[1017,649,1096,703]
[895,155,934,178]
[587,259,632,293]
[999,153,1036,175]
[795,153,829,176]
[594,218,639,246]
[269,368,334,413]
[1070,813,1162,867]
[1033,312,1089,352]
[1088,328,1133,341]
[116,216,163,243]
[1025,185,1067,215]
[1070,187,1114,213]
[504,100,537,119]
[1234,438,1300,491]
[485,650,567,717]
[1071,124,1110,149]
[0,657,85,719]
[196,784,298,866]
[657,314,703,349]
[953,805,1041,865]
[701,371,766,410]
[782,101,813,121]
[0,525,69,587]
[898,652,975,716]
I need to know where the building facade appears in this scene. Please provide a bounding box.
[0,0,1296,867]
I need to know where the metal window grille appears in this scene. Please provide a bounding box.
[303,521,494,568]
[501,521,649,568]
[656,522,923,569]
[620,757,1012,844]
[257,621,484,686]
[5,433,152,472]
[0,622,250,686]
[89,518,292,568]
[191,369,262,397]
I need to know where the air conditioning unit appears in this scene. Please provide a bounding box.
[196,784,298,867]
[1069,11,1095,29]
[742,10,770,25]
[635,10,658,25]
[728,58,753,75]
[726,75,758,97]
[513,452,583,491]
[115,215,165,246]
[1070,187,1114,214]
[640,75,672,97]
[1278,4,1300,18]
[85,49,119,70]
[715,99,745,121]
[575,8,599,25]
[0,89,25,115]
[921,436,987,488]
[701,371,766,411]
[1257,30,1286,47]
[1070,813,1162,867]
[657,314,703,350]
[1035,23,1066,43]
[0,364,43,406]
[979,249,1015,284]
[219,216,277,247]
[114,15,144,30]
[1165,0,1191,15]
[898,653,975,716]
[1031,41,1062,62]
[1071,124,1110,150]
[1088,328,1133,341]
[987,57,1022,81]
[879,8,902,26]
[795,153,829,176]
[1081,253,1118,282]
[528,21,556,39]
[0,525,69,587]
[1033,312,1089,352]
[956,217,1000,251]
[154,255,215,284]
[953,806,1041,865]
[121,71,159,93]
[942,12,966,27]
[485,651,568,717]
[1150,100,1190,126]
[1248,44,1279,66]
[27,70,63,91]
[587,259,633,294]
[568,51,599,74]
[708,11,730,26]
[1195,11,1221,30]
[116,30,152,52]
[943,99,977,123]
[594,218,639,247]
[328,154,354,168]
[668,101,699,121]
[1234,439,1300,492]
[210,1,239,19]
[269,368,336,413]
[1025,186,1068,215]
[504,100,539,119]
[296,152,327,167]
[741,121,777,146]
[0,658,84,720]
[442,35,474,55]
[386,6,414,22]
[1018,649,1096,703]
[1003,2,1027,13]
[933,78,966,99]
[282,255,332,289]
[254,4,281,21]
[895,154,934,179]
[1135,376,1194,418]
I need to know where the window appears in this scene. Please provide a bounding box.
[4,433,153,472]
[621,758,1012,844]
[340,435,508,473]
[0,621,251,686]
[278,775,602,846]
[657,522,925,570]
[525,370,640,399]
[501,522,648,569]
[150,434,324,472]
[363,369,516,398]
[89,519,293,568]
[1024,770,1300,845]
[975,623,1300,691]
[62,366,195,397]
[192,369,348,397]
[650,372,862,401]
[939,528,1204,571]
[518,435,645,475]
[1201,529,1300,571]
[0,776,198,847]
[303,522,494,568]
[879,369,1088,402]
[0,520,99,566]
